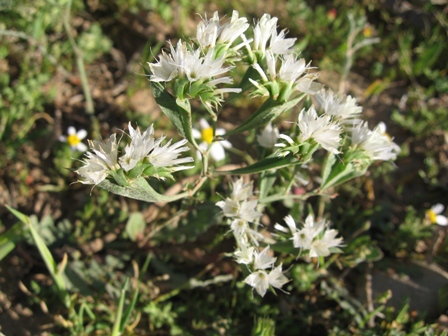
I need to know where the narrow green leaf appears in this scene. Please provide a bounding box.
[150,81,195,145]
[320,153,370,190]
[120,282,140,331]
[215,155,300,175]
[414,43,443,76]
[0,222,26,261]
[270,240,297,254]
[28,218,69,305]
[6,207,72,307]
[110,169,130,187]
[222,95,304,138]
[112,278,129,336]
[321,152,337,188]
[5,205,30,225]
[98,177,188,203]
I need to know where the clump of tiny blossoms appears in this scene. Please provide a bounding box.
[142,10,401,297]
[76,123,193,186]
[216,178,290,297]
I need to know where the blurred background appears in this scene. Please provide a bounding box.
[0,0,447,335]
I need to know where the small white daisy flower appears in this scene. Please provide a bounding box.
[426,204,448,226]
[192,118,232,161]
[59,126,88,152]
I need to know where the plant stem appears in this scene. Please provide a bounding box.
[63,0,94,115]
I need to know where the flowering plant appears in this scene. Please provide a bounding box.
[76,11,400,297]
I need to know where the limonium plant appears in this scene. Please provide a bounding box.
[76,11,400,297]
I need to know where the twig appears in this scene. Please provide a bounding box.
[365,262,375,328]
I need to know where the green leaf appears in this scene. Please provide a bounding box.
[215,155,301,175]
[6,205,30,225]
[110,169,130,187]
[126,212,146,241]
[414,43,443,76]
[0,222,27,261]
[222,95,305,138]
[112,278,129,336]
[6,206,70,307]
[320,151,371,190]
[98,177,188,203]
[321,152,337,188]
[149,81,195,145]
[270,240,297,254]
[128,162,152,179]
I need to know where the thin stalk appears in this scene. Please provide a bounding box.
[63,0,94,115]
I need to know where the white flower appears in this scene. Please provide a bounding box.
[196,12,222,49]
[253,14,278,53]
[291,214,325,250]
[234,243,255,265]
[315,90,362,126]
[253,246,276,270]
[59,126,87,152]
[76,153,110,185]
[192,118,232,161]
[230,219,264,246]
[216,178,262,223]
[309,229,344,258]
[87,134,120,171]
[276,214,343,257]
[277,53,311,83]
[269,28,296,54]
[244,264,289,297]
[274,215,299,235]
[252,14,296,55]
[147,138,194,174]
[218,10,249,45]
[216,198,262,223]
[147,41,181,82]
[231,178,254,201]
[426,204,448,226]
[148,40,238,87]
[119,123,160,171]
[257,123,279,149]
[297,107,342,154]
[76,133,120,185]
[351,122,400,161]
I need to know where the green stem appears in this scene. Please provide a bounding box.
[63,0,94,115]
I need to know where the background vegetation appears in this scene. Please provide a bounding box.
[0,0,447,334]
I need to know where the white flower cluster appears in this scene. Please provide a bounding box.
[274,91,400,163]
[216,178,289,297]
[76,123,193,185]
[147,11,323,107]
[275,215,343,258]
[216,178,263,245]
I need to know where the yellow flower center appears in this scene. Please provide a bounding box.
[426,209,437,224]
[68,134,81,147]
[363,26,372,38]
[201,127,214,144]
